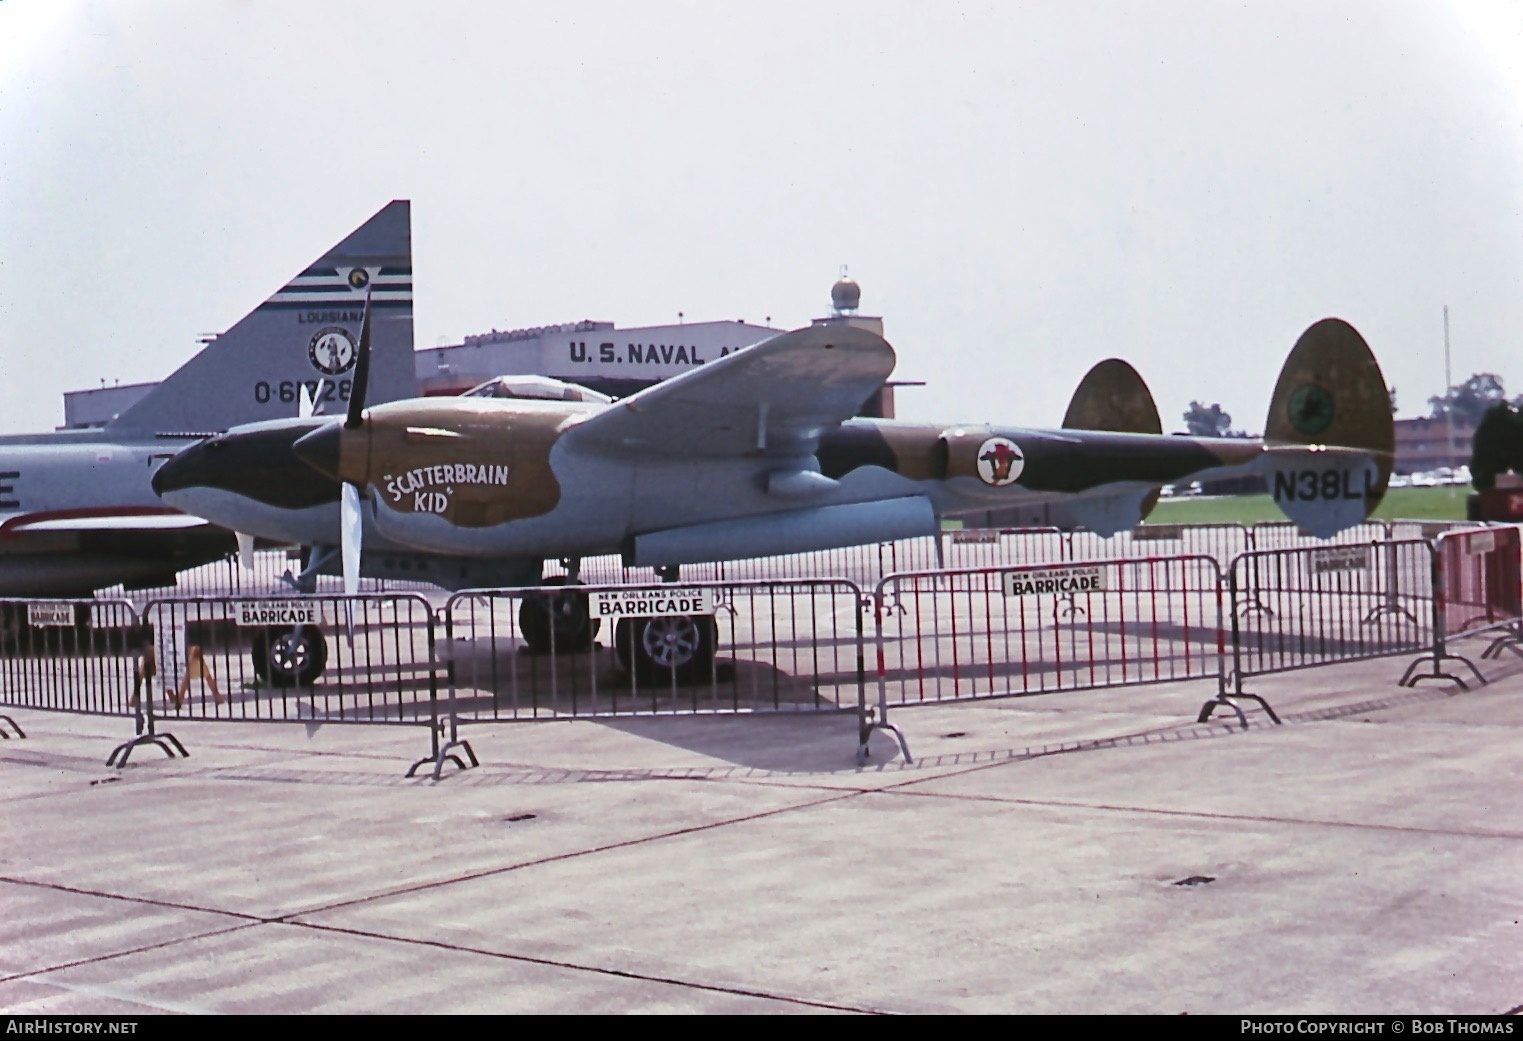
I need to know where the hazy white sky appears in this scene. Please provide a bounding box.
[2,0,1520,435]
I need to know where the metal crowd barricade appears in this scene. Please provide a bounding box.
[552,539,940,590]
[6,517,1497,772]
[1214,539,1437,721]
[440,578,867,767]
[1233,520,1388,620]
[942,527,1067,571]
[1249,519,1391,552]
[566,532,1065,592]
[1068,522,1253,570]
[1435,526,1522,642]
[871,555,1226,755]
[1389,519,1470,544]
[0,597,183,764]
[0,597,141,715]
[1395,525,1523,689]
[135,593,443,770]
[96,547,443,600]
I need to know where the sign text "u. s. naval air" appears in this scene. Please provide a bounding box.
[1003,565,1107,597]
[589,587,718,618]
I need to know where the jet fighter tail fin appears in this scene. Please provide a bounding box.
[1262,318,1395,536]
[105,201,416,438]
[1064,358,1164,520]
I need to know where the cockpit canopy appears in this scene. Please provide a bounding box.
[461,375,613,404]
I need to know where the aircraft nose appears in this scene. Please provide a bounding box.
[152,442,209,497]
[151,421,340,509]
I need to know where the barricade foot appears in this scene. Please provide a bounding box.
[106,730,188,768]
[0,714,24,739]
[1363,604,1418,625]
[407,738,479,781]
[1398,652,1484,690]
[1235,598,1273,621]
[857,721,912,766]
[1481,634,1523,661]
[1197,692,1279,729]
[1057,593,1086,621]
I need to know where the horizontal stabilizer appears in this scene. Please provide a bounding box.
[1058,488,1156,538]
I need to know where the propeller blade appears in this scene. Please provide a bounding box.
[298,381,314,419]
[236,532,255,571]
[340,481,362,596]
[345,290,372,430]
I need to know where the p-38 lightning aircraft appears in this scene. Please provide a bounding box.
[153,307,1395,683]
[0,200,416,598]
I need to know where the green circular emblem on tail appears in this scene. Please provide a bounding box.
[1288,384,1334,436]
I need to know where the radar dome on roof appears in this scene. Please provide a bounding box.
[830,276,861,313]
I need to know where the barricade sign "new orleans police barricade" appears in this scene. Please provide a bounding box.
[1310,545,1371,574]
[589,587,719,618]
[233,600,323,626]
[27,603,76,627]
[1002,565,1106,597]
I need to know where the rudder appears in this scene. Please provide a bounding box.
[1064,357,1164,522]
[1062,358,1163,435]
[1264,318,1394,535]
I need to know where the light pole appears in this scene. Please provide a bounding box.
[1444,304,1454,471]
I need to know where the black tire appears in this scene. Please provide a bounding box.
[613,614,716,686]
[519,578,600,654]
[251,624,328,687]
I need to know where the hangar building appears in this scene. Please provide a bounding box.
[61,277,901,426]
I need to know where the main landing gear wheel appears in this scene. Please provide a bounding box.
[251,624,328,687]
[519,577,600,654]
[613,615,716,685]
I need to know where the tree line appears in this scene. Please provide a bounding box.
[1181,373,1516,437]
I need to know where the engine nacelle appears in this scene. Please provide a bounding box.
[629,496,937,567]
[939,426,1030,497]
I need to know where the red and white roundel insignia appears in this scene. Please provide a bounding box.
[976,437,1025,486]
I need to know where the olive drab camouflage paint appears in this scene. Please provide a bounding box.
[1061,358,1164,435]
[1060,356,1165,518]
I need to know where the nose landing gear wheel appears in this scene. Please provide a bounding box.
[613,614,716,685]
[251,624,328,687]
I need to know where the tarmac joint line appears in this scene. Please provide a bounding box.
[288,918,888,1014]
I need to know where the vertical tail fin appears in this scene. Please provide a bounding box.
[1062,358,1163,435]
[1063,358,1164,521]
[106,201,415,436]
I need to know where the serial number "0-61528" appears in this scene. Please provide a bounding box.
[253,380,353,405]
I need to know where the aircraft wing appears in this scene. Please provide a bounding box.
[561,324,895,458]
[0,508,213,536]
